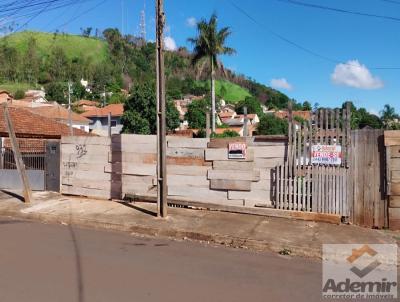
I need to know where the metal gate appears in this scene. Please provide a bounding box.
[0,138,60,192]
[275,103,352,217]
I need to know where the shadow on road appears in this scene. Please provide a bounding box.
[0,190,24,202]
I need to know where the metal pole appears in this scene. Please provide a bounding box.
[108,112,112,137]
[156,0,167,218]
[206,111,210,138]
[243,106,248,137]
[68,81,73,136]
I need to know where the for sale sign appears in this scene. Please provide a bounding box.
[228,143,247,159]
[311,144,342,165]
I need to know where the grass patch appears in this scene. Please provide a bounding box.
[0,82,37,94]
[195,79,251,104]
[2,31,108,64]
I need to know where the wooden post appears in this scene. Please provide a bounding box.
[2,104,32,203]
[156,0,167,218]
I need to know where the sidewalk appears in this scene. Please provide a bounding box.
[0,190,398,259]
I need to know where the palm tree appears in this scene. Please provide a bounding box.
[188,14,235,132]
[381,104,398,129]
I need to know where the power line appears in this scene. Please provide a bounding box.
[276,0,400,22]
[228,0,400,70]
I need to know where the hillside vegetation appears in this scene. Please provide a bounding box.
[0,30,294,108]
[5,31,108,64]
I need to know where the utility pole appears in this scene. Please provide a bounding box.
[68,81,73,136]
[156,0,167,218]
[243,106,248,137]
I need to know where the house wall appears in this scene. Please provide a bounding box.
[60,135,287,208]
[89,117,123,135]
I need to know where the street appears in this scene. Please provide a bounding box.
[0,217,323,302]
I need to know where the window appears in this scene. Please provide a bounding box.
[111,121,117,127]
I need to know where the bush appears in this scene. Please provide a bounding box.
[211,130,240,138]
[14,90,25,100]
[257,114,288,135]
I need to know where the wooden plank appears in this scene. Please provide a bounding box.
[389,196,400,208]
[392,171,400,182]
[250,145,286,158]
[384,131,400,146]
[61,144,110,156]
[105,163,156,176]
[62,170,112,181]
[390,158,400,170]
[111,143,156,154]
[251,179,272,190]
[168,185,227,200]
[389,183,400,195]
[205,148,254,161]
[166,147,204,159]
[210,179,251,191]
[254,158,285,168]
[167,137,209,149]
[168,165,210,176]
[2,104,32,203]
[228,190,270,203]
[112,134,156,145]
[128,195,342,224]
[61,185,111,200]
[207,170,260,181]
[207,137,247,149]
[62,161,111,172]
[213,161,254,171]
[162,175,209,187]
[389,146,400,158]
[61,136,111,146]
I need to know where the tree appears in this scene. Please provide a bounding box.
[45,82,67,104]
[185,98,209,129]
[381,104,398,129]
[235,96,263,116]
[121,84,180,134]
[257,115,288,135]
[188,13,235,132]
[302,101,312,111]
[14,90,25,100]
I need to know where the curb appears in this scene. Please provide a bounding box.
[0,208,323,260]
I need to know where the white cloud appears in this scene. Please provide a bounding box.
[331,60,383,89]
[270,78,293,91]
[186,17,197,27]
[164,36,177,51]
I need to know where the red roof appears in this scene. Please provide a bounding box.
[81,104,124,118]
[27,104,90,124]
[0,106,91,139]
[77,99,99,106]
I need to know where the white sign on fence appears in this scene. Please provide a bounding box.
[228,143,247,159]
[311,144,342,165]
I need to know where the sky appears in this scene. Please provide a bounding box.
[14,0,400,114]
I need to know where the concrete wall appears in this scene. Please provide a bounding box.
[0,170,45,191]
[61,135,287,208]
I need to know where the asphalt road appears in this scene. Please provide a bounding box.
[0,217,323,302]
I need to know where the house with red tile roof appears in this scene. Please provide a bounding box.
[27,103,91,132]
[0,91,13,104]
[81,104,124,136]
[0,105,90,139]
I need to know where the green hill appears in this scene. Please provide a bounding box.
[3,31,108,64]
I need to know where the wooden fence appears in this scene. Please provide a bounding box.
[276,105,351,216]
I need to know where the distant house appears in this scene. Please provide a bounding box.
[81,104,124,136]
[27,103,91,132]
[76,100,99,112]
[0,106,90,139]
[274,110,311,121]
[0,91,13,103]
